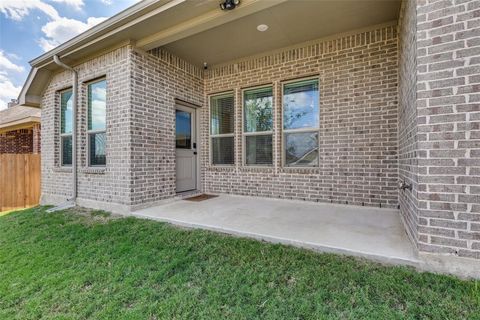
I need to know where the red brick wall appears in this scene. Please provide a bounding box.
[0,129,34,154]
[33,124,41,154]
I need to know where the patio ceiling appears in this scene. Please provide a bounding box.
[163,0,402,67]
[19,0,401,107]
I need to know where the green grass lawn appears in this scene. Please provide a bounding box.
[0,207,479,319]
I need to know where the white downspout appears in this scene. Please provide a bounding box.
[53,55,78,205]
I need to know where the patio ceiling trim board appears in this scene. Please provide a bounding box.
[57,39,138,70]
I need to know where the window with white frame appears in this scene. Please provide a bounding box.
[283,78,319,167]
[243,86,273,165]
[210,93,234,165]
[60,89,73,166]
[87,79,107,166]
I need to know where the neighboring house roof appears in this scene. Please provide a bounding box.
[0,106,41,133]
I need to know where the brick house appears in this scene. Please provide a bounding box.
[0,104,41,154]
[17,0,480,275]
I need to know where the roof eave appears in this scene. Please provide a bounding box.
[18,68,52,108]
[29,0,180,68]
[0,117,41,133]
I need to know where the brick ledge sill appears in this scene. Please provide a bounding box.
[80,167,107,174]
[52,167,107,174]
[53,167,72,173]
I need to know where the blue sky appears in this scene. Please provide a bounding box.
[0,0,139,110]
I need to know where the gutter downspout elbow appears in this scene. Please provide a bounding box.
[53,55,78,205]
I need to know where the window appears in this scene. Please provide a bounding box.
[243,86,273,165]
[283,78,319,167]
[176,110,192,149]
[210,93,234,165]
[87,79,106,166]
[60,89,73,166]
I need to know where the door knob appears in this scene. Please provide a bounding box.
[193,151,197,155]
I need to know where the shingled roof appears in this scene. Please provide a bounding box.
[0,105,41,131]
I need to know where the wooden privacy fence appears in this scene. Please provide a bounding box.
[0,154,41,212]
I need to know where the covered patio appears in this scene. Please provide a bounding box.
[132,194,419,267]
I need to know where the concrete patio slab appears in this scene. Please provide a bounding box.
[132,194,419,267]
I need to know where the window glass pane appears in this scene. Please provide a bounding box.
[89,132,106,166]
[61,90,73,134]
[212,136,234,165]
[283,79,319,130]
[61,135,72,166]
[88,80,106,131]
[176,110,191,149]
[211,94,234,135]
[244,87,273,132]
[285,132,318,167]
[246,135,272,165]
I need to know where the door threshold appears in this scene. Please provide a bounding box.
[175,190,202,199]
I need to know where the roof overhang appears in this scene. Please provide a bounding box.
[20,0,288,107]
[18,68,52,107]
[0,117,41,133]
[28,0,288,71]
[19,0,400,107]
[29,0,175,68]
[164,0,401,67]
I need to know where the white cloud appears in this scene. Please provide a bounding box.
[6,52,21,61]
[50,0,84,11]
[285,91,316,110]
[0,51,24,73]
[92,86,106,101]
[0,0,59,21]
[91,100,106,127]
[0,72,22,110]
[0,52,23,109]
[0,0,107,52]
[0,0,114,109]
[38,16,107,51]
[37,38,58,52]
[87,16,108,26]
[101,0,140,5]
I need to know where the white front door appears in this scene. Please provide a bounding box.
[175,105,197,192]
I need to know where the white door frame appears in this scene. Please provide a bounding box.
[175,101,202,193]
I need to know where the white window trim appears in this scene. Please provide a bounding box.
[86,78,107,168]
[242,85,274,167]
[59,88,72,167]
[209,92,235,166]
[281,77,321,168]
